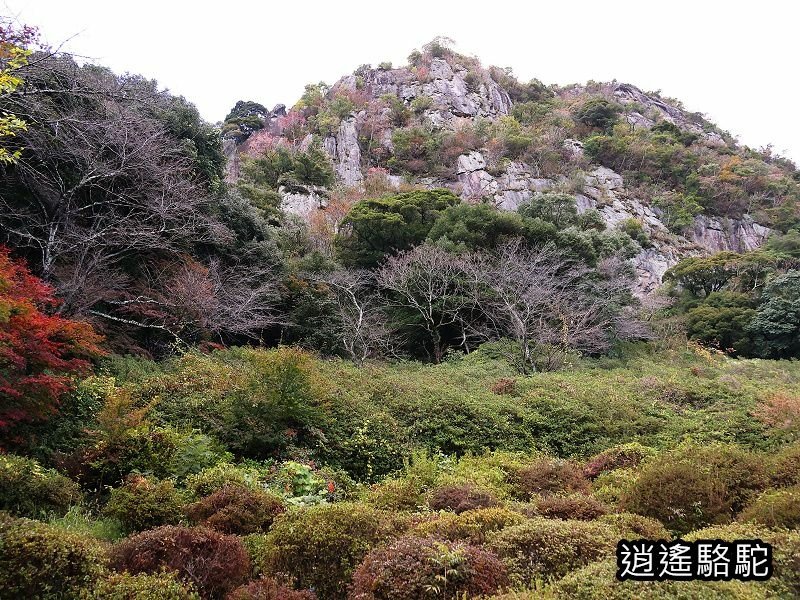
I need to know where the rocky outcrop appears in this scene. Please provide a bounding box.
[280,185,329,219]
[690,215,770,253]
[332,117,363,188]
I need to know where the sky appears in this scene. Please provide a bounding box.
[5,1,800,163]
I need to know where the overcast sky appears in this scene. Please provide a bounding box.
[6,1,799,163]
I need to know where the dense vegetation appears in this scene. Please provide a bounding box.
[1,24,800,600]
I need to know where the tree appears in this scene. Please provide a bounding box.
[427,203,532,251]
[0,247,103,433]
[573,98,621,132]
[0,20,37,164]
[465,241,632,372]
[335,189,459,267]
[664,252,742,297]
[747,270,800,358]
[518,193,580,229]
[377,243,477,363]
[315,270,392,364]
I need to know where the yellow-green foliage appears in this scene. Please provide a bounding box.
[412,506,525,544]
[83,572,200,600]
[256,502,390,600]
[487,518,619,584]
[738,485,800,529]
[102,475,185,533]
[0,454,82,518]
[0,513,107,599]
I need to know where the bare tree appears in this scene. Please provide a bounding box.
[465,240,633,372]
[315,269,393,364]
[377,243,479,363]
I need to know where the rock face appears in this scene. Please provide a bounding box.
[332,117,363,188]
[224,58,773,295]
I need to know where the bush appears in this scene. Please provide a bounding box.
[739,485,800,529]
[487,518,618,583]
[553,558,768,600]
[525,493,609,520]
[413,507,525,545]
[186,484,285,534]
[257,503,389,599]
[582,443,656,479]
[621,443,768,534]
[109,525,249,599]
[428,483,499,514]
[184,462,269,497]
[598,512,669,539]
[0,513,107,599]
[514,458,589,499]
[226,577,316,600]
[84,572,200,600]
[366,478,426,511]
[350,536,509,600]
[103,475,184,533]
[771,442,800,487]
[590,468,638,505]
[0,454,81,518]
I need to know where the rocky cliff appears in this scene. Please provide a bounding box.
[223,46,788,294]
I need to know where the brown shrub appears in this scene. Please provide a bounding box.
[428,483,499,514]
[753,391,800,433]
[582,443,656,479]
[226,577,316,600]
[525,493,609,520]
[186,485,285,535]
[109,525,249,599]
[490,377,517,396]
[514,458,589,499]
[771,442,800,487]
[349,536,508,600]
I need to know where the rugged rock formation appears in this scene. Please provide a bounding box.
[223,52,776,294]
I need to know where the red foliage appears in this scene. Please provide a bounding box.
[186,484,286,534]
[350,536,508,600]
[514,458,589,498]
[0,247,103,432]
[109,525,249,599]
[226,577,316,600]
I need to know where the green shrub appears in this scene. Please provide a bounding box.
[49,505,124,541]
[413,507,525,545]
[184,462,269,497]
[103,475,184,533]
[573,98,621,131]
[428,483,499,514]
[0,513,107,599]
[109,525,249,599]
[621,443,768,534]
[738,485,800,529]
[0,454,81,518]
[226,577,316,600]
[590,467,638,505]
[514,458,590,499]
[350,536,509,600]
[366,478,427,511]
[487,518,618,584]
[186,484,285,534]
[257,502,390,599]
[84,572,200,600]
[525,493,609,520]
[387,126,443,174]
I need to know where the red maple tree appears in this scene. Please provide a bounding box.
[0,247,103,432]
